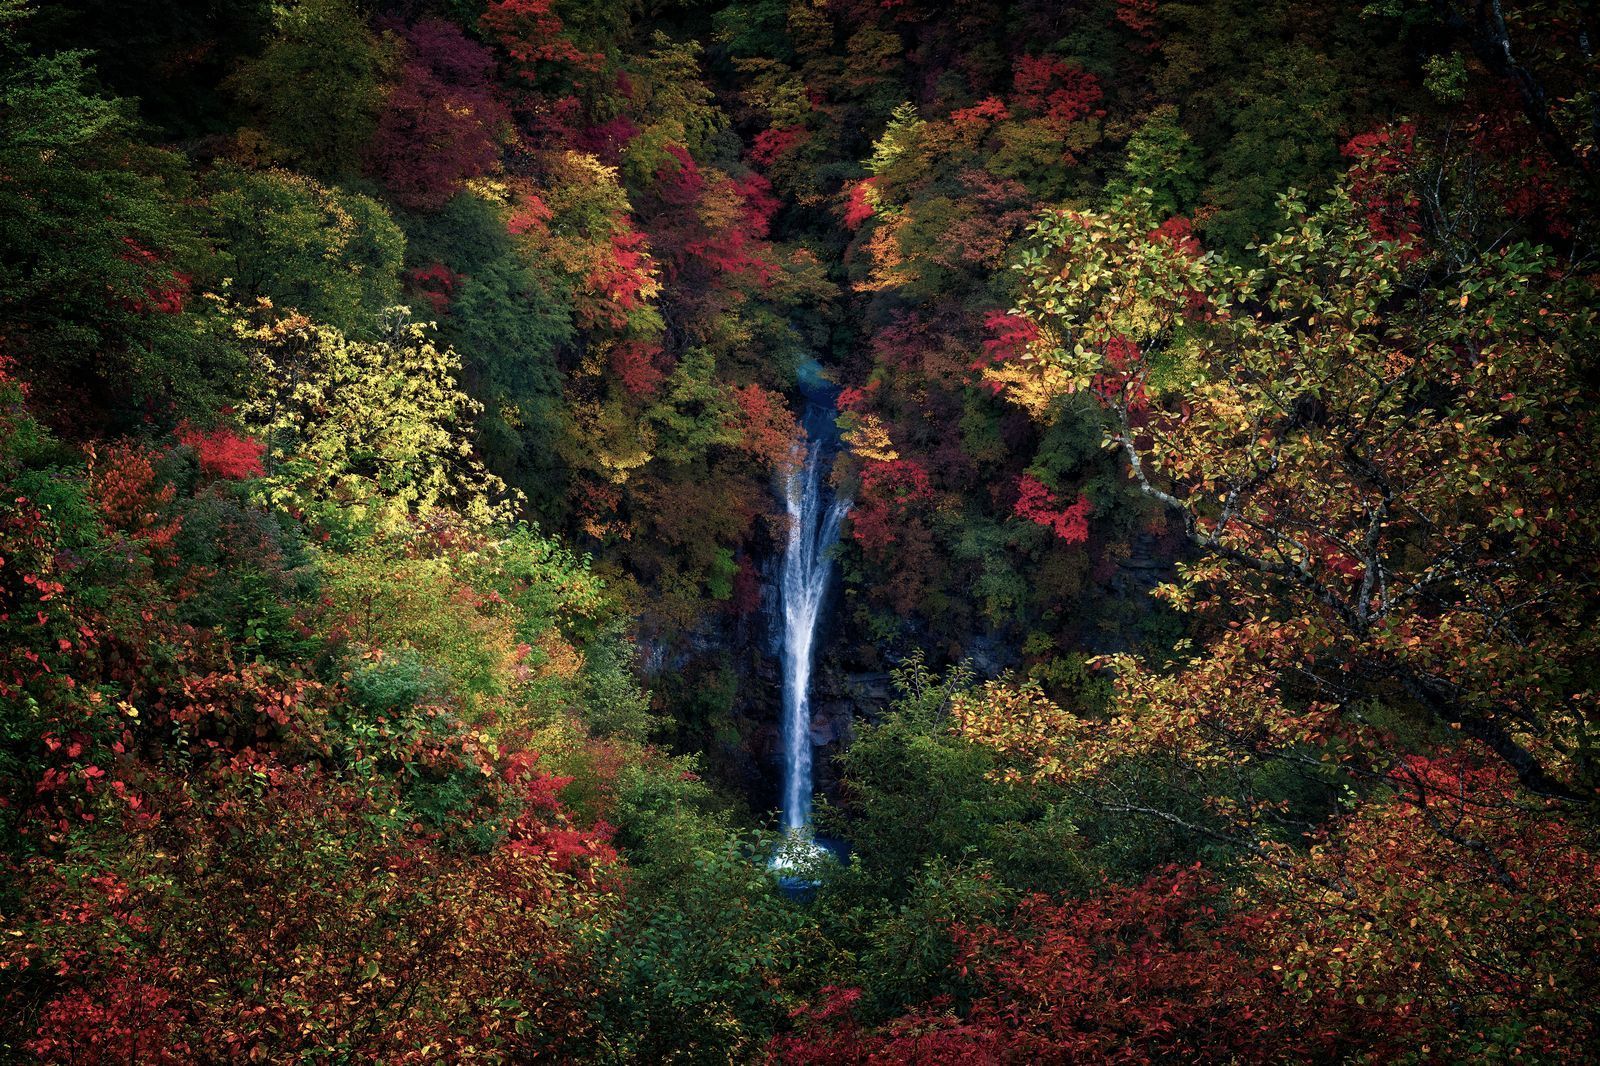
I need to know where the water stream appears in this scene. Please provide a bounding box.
[775,398,850,859]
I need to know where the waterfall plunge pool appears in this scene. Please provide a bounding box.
[770,833,852,901]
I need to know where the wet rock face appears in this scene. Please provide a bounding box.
[727,653,889,819]
[798,661,890,811]
[809,700,852,746]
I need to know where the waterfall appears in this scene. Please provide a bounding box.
[777,411,850,842]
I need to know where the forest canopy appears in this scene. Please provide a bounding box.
[1,0,1598,1061]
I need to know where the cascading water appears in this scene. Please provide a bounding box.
[779,428,850,834]
[773,390,850,868]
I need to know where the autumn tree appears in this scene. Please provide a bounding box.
[997,179,1600,805]
[0,3,233,422]
[202,165,406,337]
[233,305,513,538]
[1376,0,1600,190]
[364,19,508,210]
[228,0,394,174]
